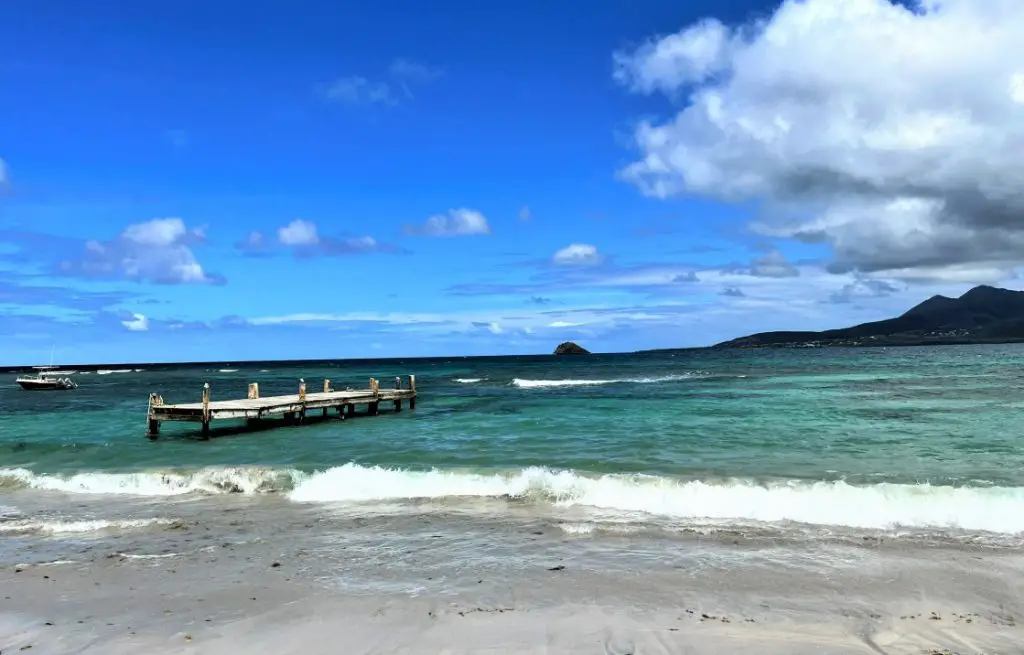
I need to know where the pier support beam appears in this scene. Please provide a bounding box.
[345,404,355,418]
[394,399,402,412]
[200,421,210,439]
[147,419,160,439]
[368,401,379,416]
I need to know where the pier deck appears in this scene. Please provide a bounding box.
[146,375,416,438]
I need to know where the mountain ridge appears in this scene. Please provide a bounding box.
[715,285,1024,349]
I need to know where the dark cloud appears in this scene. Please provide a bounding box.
[720,287,745,298]
[749,250,799,278]
[827,277,902,304]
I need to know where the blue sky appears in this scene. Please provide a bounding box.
[3,0,1024,365]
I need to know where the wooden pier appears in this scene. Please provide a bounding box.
[146,375,416,439]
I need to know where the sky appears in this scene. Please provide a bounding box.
[3,0,1024,365]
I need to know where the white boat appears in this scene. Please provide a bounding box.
[15,348,79,390]
[16,367,79,390]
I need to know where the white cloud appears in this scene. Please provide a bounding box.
[408,209,491,237]
[614,0,1024,283]
[64,218,218,284]
[320,59,440,106]
[0,157,8,187]
[278,219,320,246]
[518,205,532,222]
[122,313,149,332]
[389,58,443,83]
[320,77,395,106]
[553,243,602,266]
[272,221,401,256]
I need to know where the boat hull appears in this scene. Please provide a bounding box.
[16,379,76,390]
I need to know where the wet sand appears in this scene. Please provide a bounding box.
[2,496,1024,654]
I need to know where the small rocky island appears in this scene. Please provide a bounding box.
[553,341,590,355]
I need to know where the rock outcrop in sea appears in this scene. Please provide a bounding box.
[553,341,590,355]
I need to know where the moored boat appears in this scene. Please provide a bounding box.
[15,366,79,390]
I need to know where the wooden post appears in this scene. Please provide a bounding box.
[248,383,259,399]
[147,392,160,439]
[368,401,379,416]
[200,383,211,438]
[394,398,402,412]
[345,403,354,418]
[395,376,401,389]
[409,375,417,410]
[322,379,331,417]
[299,378,306,401]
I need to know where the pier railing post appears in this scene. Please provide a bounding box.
[299,378,306,401]
[322,379,331,417]
[409,375,416,410]
[147,392,161,439]
[201,383,211,438]
[248,382,259,399]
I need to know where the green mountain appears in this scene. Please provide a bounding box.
[715,285,1024,349]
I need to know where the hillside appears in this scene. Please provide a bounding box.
[715,285,1024,349]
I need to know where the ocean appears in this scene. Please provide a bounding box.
[3,345,1024,591]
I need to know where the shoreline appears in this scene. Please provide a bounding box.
[2,492,1024,653]
[4,535,1023,654]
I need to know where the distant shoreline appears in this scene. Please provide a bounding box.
[6,339,1024,372]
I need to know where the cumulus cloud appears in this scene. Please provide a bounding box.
[274,219,404,257]
[614,0,1024,283]
[405,209,491,237]
[552,243,603,266]
[121,313,149,332]
[61,217,221,285]
[278,219,319,246]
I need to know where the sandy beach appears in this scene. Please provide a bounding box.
[2,494,1023,654]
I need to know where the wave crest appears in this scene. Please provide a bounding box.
[0,467,302,496]
[511,374,699,388]
[6,465,1024,534]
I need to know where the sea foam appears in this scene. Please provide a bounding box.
[6,465,1024,534]
[0,517,175,535]
[0,467,299,496]
[511,374,699,388]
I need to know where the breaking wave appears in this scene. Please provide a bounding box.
[3,465,1018,533]
[0,467,300,496]
[453,378,483,384]
[511,374,700,388]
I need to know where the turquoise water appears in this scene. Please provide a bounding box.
[3,345,1024,537]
